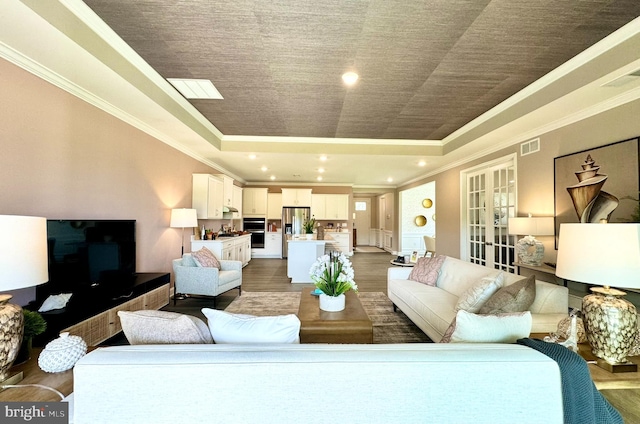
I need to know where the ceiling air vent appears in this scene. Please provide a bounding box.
[520,138,540,156]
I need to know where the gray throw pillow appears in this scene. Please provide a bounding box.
[118,310,214,344]
[478,274,536,314]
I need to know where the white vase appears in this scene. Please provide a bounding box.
[319,293,345,312]
[305,234,313,240]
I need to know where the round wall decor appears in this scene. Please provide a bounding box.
[422,198,433,208]
[414,215,427,227]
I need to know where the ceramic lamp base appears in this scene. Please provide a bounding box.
[583,287,638,371]
[0,294,24,383]
[516,237,544,266]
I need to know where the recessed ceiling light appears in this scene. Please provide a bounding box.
[317,176,323,181]
[318,168,325,173]
[418,160,426,167]
[319,156,327,162]
[167,78,223,99]
[249,154,257,160]
[270,175,276,180]
[342,72,359,86]
[261,166,268,172]
[387,177,393,183]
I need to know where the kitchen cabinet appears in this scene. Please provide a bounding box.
[267,193,282,219]
[232,185,243,219]
[243,188,268,216]
[192,234,252,266]
[216,174,234,208]
[192,174,224,219]
[262,232,283,258]
[311,194,349,220]
[324,232,351,254]
[281,188,312,207]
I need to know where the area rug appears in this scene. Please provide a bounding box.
[225,291,432,344]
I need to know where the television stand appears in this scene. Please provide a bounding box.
[35,273,170,347]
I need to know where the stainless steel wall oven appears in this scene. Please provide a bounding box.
[243,217,266,248]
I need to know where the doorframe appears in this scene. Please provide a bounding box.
[459,153,518,263]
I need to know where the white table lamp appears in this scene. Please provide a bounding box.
[170,208,198,256]
[556,222,640,372]
[508,214,554,266]
[0,215,49,384]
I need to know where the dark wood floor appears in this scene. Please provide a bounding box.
[165,249,395,318]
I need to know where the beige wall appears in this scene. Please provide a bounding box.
[399,98,640,261]
[0,58,220,304]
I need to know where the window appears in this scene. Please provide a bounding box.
[355,201,367,211]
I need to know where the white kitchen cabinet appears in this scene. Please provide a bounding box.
[281,188,312,207]
[243,188,268,216]
[311,194,326,219]
[311,194,349,220]
[267,193,282,219]
[232,185,243,219]
[191,234,252,266]
[263,232,283,258]
[325,194,349,220]
[215,174,234,208]
[324,232,351,255]
[192,174,224,219]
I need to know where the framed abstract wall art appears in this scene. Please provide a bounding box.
[554,137,640,247]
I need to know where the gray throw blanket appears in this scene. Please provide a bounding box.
[517,338,623,424]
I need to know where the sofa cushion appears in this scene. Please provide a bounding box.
[478,274,536,314]
[408,255,446,286]
[192,247,221,269]
[455,272,505,313]
[202,308,301,343]
[118,310,214,344]
[440,310,532,343]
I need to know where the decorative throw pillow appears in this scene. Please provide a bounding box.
[118,310,214,344]
[478,274,536,314]
[440,310,532,343]
[407,255,446,286]
[202,308,301,344]
[191,247,221,269]
[455,272,505,313]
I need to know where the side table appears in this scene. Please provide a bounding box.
[530,333,640,390]
[390,260,414,267]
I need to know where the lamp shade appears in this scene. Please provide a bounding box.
[508,216,554,236]
[0,215,48,291]
[556,223,640,289]
[170,208,198,229]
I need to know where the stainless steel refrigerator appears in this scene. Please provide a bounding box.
[282,206,310,258]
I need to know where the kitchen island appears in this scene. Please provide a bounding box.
[287,238,327,283]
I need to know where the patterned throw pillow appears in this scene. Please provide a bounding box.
[455,272,505,313]
[478,274,536,314]
[191,247,221,269]
[439,310,532,343]
[407,255,446,286]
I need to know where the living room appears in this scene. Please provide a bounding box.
[2,1,640,423]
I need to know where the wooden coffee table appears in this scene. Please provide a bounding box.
[298,290,373,344]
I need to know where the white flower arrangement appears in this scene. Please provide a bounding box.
[309,251,358,296]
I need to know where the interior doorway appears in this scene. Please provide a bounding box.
[354,199,371,246]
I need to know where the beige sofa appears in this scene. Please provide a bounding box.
[387,256,568,342]
[67,343,563,423]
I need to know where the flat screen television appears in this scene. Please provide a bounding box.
[42,220,136,299]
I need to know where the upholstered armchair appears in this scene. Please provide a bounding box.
[172,253,242,306]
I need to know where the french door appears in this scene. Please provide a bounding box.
[463,155,517,272]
